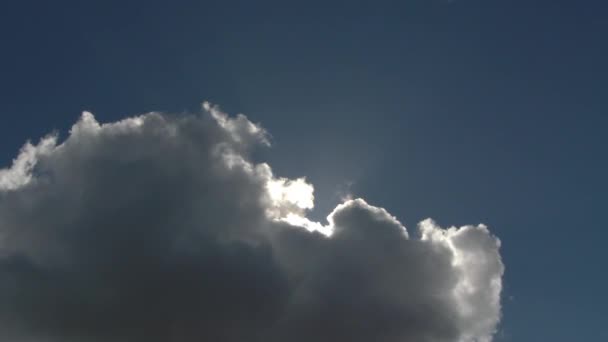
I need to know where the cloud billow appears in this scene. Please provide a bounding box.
[0,103,504,342]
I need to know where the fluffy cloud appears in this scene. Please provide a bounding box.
[0,103,504,342]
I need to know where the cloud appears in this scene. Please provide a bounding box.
[0,104,504,342]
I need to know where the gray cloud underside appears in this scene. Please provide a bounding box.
[0,104,504,342]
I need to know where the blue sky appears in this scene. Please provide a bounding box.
[1,0,607,340]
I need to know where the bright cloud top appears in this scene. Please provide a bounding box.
[0,104,504,342]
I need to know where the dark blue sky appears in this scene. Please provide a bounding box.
[1,0,606,340]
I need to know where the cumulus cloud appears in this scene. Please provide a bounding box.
[0,104,504,342]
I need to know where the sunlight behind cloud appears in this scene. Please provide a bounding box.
[0,103,503,342]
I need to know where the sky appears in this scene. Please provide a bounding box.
[0,0,607,341]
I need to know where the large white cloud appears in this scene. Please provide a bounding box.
[0,103,504,342]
